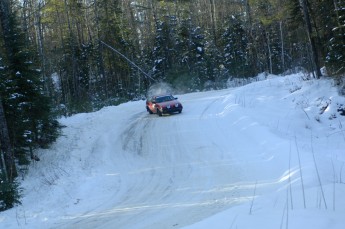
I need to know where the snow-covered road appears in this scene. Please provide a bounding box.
[2,73,345,229]
[51,89,291,229]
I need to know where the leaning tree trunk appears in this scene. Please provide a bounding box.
[299,0,322,78]
[0,97,16,182]
[0,0,13,56]
[0,0,17,182]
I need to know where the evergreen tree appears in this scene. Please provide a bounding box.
[0,0,19,182]
[326,1,345,75]
[0,172,21,211]
[222,15,251,78]
[152,20,169,80]
[0,1,60,210]
[180,24,207,90]
[95,0,136,105]
[151,14,178,82]
[0,1,60,167]
[166,18,194,92]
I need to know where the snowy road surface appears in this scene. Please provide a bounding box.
[2,73,345,229]
[55,91,271,229]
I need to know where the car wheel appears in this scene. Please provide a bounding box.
[147,106,153,114]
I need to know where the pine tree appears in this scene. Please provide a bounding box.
[0,0,60,168]
[326,1,345,75]
[0,172,21,211]
[0,0,18,182]
[180,24,207,90]
[151,11,180,82]
[222,15,251,78]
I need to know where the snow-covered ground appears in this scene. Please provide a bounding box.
[1,73,345,229]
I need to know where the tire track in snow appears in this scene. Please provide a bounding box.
[54,96,255,229]
[121,112,153,156]
[200,91,233,118]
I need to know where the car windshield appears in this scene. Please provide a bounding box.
[155,95,174,103]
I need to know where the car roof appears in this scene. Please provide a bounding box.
[153,94,173,98]
[154,94,172,98]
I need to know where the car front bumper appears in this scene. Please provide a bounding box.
[161,106,182,114]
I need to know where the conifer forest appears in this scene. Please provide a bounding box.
[0,0,344,210]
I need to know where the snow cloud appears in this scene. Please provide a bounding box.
[147,81,174,98]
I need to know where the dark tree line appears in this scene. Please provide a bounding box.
[0,0,59,210]
[13,0,345,114]
[0,0,344,210]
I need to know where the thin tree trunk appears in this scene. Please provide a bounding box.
[34,1,50,96]
[333,0,345,45]
[266,31,273,74]
[64,0,78,98]
[55,4,70,114]
[280,21,285,72]
[245,0,257,75]
[209,0,217,44]
[94,0,108,100]
[0,98,16,181]
[299,0,322,78]
[1,147,7,178]
[0,0,17,181]
[0,0,14,60]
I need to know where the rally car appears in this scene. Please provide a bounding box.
[146,94,183,116]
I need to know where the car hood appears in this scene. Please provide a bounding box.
[157,100,180,107]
